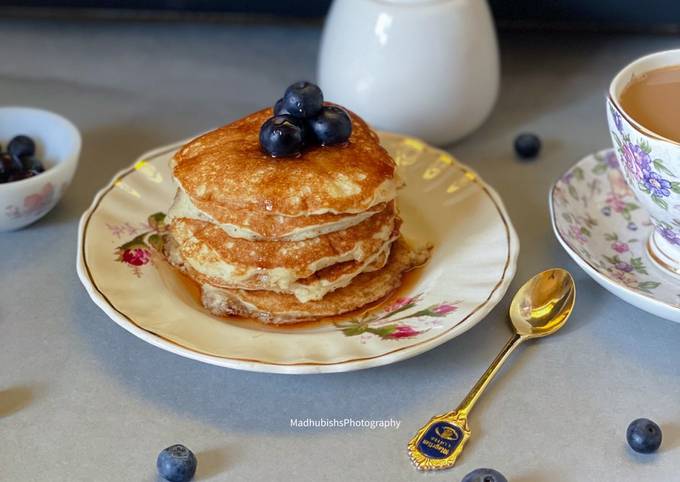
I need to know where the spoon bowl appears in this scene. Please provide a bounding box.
[509,268,576,338]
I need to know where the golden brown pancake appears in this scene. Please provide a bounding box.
[199,238,431,323]
[169,234,397,304]
[172,106,398,216]
[169,188,390,241]
[168,204,398,300]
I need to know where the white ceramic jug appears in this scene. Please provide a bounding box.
[318,0,499,146]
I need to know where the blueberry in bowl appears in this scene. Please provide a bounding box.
[0,107,81,232]
[0,135,45,183]
[8,134,36,159]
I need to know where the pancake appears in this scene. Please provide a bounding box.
[168,204,398,301]
[172,106,398,217]
[199,238,431,323]
[169,233,397,303]
[168,188,389,241]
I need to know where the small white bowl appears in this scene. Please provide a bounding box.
[0,107,81,231]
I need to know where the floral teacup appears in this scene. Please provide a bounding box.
[607,49,680,277]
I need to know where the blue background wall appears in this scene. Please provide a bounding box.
[2,0,680,31]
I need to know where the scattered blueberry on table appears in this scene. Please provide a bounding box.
[514,132,541,160]
[627,418,662,454]
[461,467,507,482]
[156,444,197,482]
[260,81,352,158]
[0,135,44,184]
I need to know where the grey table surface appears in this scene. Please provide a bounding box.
[1,18,680,482]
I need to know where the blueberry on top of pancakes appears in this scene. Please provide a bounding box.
[261,82,353,157]
[259,115,304,157]
[309,105,352,146]
[273,97,289,116]
[282,81,323,119]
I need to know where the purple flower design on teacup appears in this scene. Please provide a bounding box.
[621,141,652,182]
[659,225,680,246]
[643,171,672,198]
[611,106,624,133]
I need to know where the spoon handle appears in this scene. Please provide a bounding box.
[455,332,523,417]
[407,332,524,471]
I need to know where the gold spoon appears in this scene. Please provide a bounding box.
[407,268,576,471]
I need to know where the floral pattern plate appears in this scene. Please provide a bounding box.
[77,132,519,374]
[550,149,680,323]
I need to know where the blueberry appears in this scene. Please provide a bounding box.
[8,135,35,158]
[7,170,35,183]
[0,152,22,173]
[627,418,662,453]
[273,97,290,116]
[259,115,304,157]
[21,156,44,173]
[156,444,197,482]
[514,133,541,159]
[282,81,323,119]
[308,105,352,146]
[461,468,507,482]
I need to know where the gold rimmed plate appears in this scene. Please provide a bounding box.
[77,132,519,374]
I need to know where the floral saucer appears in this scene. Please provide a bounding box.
[77,132,519,374]
[550,148,680,323]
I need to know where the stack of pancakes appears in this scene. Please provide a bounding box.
[165,107,430,323]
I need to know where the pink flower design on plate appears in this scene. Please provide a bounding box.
[121,248,151,266]
[432,303,457,316]
[611,241,629,254]
[384,296,415,313]
[384,325,420,340]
